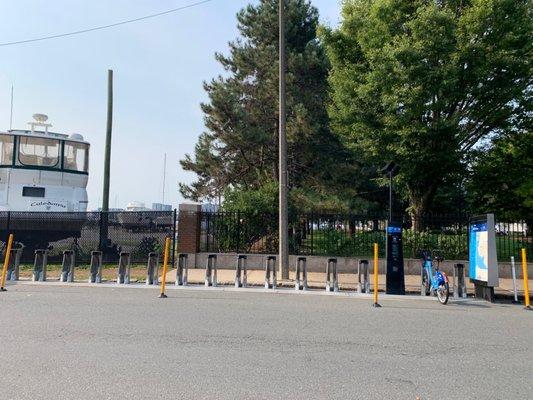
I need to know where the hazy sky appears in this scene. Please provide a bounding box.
[0,0,341,210]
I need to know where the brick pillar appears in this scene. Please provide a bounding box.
[177,203,202,253]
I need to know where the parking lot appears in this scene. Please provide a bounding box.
[1,283,532,399]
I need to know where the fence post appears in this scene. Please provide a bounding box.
[236,211,240,254]
[310,213,314,256]
[177,204,202,254]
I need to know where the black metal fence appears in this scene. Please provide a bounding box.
[0,210,177,265]
[199,211,532,261]
[1,210,530,264]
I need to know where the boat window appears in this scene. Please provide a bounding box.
[0,134,14,166]
[63,141,89,172]
[17,136,60,168]
[22,186,45,197]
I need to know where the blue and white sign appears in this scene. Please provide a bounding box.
[469,222,488,282]
[469,214,499,286]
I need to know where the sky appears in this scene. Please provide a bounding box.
[0,0,341,210]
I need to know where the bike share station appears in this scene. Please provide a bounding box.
[469,214,499,302]
[386,221,405,295]
[1,212,514,307]
[385,212,500,304]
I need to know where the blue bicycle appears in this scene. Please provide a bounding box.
[421,250,449,304]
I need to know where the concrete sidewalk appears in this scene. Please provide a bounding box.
[165,268,530,298]
[12,266,529,298]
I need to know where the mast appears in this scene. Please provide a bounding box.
[162,153,167,204]
[9,85,13,130]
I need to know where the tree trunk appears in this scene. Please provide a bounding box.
[349,218,356,236]
[409,182,439,232]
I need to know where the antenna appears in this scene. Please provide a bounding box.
[9,85,13,130]
[162,153,167,204]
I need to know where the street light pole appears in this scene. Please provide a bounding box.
[389,171,393,222]
[381,161,399,222]
[279,0,289,279]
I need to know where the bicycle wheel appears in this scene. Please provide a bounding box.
[437,283,449,305]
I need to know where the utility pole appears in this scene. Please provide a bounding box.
[102,69,113,212]
[100,69,113,252]
[279,0,289,279]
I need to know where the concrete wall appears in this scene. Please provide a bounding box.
[179,252,532,279]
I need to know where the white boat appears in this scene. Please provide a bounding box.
[0,114,90,247]
[0,114,89,212]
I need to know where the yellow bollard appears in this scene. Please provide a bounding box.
[521,248,530,310]
[372,243,381,308]
[0,234,14,292]
[159,237,171,298]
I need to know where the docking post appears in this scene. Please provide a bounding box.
[358,260,370,294]
[326,258,339,292]
[89,251,103,283]
[146,252,159,285]
[33,249,48,282]
[176,253,188,286]
[60,250,75,282]
[235,255,247,288]
[7,247,22,281]
[510,256,518,304]
[295,257,307,291]
[205,254,218,287]
[117,252,131,284]
[453,264,467,299]
[264,256,277,289]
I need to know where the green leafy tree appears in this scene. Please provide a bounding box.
[322,0,532,228]
[180,0,365,211]
[467,131,533,222]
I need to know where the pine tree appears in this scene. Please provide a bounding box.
[180,0,363,211]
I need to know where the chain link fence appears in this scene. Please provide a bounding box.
[0,210,177,265]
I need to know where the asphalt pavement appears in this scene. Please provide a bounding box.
[0,283,531,399]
